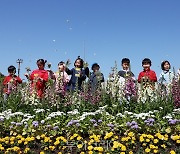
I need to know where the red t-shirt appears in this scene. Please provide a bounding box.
[138,69,157,83]
[3,75,22,94]
[29,69,48,97]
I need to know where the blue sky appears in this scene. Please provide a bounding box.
[0,0,180,79]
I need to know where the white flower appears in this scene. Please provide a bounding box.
[67,109,79,115]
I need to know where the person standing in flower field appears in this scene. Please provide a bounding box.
[118,58,136,100]
[137,58,157,102]
[50,61,70,96]
[89,63,104,92]
[66,56,87,91]
[159,60,174,94]
[25,59,48,97]
[3,65,22,101]
[138,58,157,84]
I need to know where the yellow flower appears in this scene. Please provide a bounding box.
[170,150,176,154]
[77,136,82,140]
[49,146,55,151]
[165,127,171,133]
[88,145,93,151]
[153,139,159,144]
[12,146,20,152]
[142,143,146,146]
[0,146,4,151]
[120,152,125,154]
[97,147,103,152]
[146,139,150,142]
[10,137,15,141]
[145,148,150,153]
[121,145,126,151]
[24,141,28,145]
[88,151,93,154]
[161,144,166,148]
[77,144,83,149]
[149,144,156,149]
[58,152,62,154]
[41,134,46,138]
[44,147,48,151]
[154,149,158,153]
[54,140,60,146]
[129,151,133,154]
[176,140,180,144]
[40,152,45,154]
[80,152,85,154]
[140,136,144,142]
[18,140,23,144]
[128,132,134,137]
[24,148,30,153]
[171,135,179,141]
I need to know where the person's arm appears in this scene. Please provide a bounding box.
[16,77,22,84]
[149,71,157,82]
[3,77,8,86]
[79,69,86,81]
[138,72,142,83]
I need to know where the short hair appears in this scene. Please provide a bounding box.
[74,56,84,68]
[122,58,130,65]
[161,60,171,70]
[58,61,65,66]
[8,65,16,73]
[142,58,152,66]
[91,63,100,70]
[37,59,47,66]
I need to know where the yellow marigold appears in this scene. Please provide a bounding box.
[24,147,30,153]
[77,144,83,149]
[142,143,146,146]
[5,141,9,144]
[12,146,20,152]
[161,144,166,149]
[77,136,82,141]
[140,136,144,142]
[146,139,150,142]
[40,151,45,154]
[104,132,113,140]
[171,135,179,141]
[4,137,9,141]
[120,152,125,154]
[147,135,154,139]
[87,145,93,151]
[154,149,158,153]
[176,140,180,144]
[58,152,62,154]
[165,127,171,133]
[16,135,22,139]
[121,145,126,151]
[97,147,103,152]
[49,146,55,151]
[149,144,156,149]
[44,147,48,151]
[10,137,15,141]
[129,151,133,154]
[145,148,150,153]
[153,139,159,144]
[18,140,22,144]
[10,141,14,145]
[24,142,28,145]
[80,152,85,154]
[0,146,4,151]
[44,137,50,143]
[73,133,78,138]
[170,150,176,154]
[54,140,60,146]
[128,132,134,137]
[88,151,93,154]
[41,134,46,138]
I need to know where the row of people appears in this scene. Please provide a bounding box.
[2,56,180,99]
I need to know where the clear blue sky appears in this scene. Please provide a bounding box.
[0,0,180,79]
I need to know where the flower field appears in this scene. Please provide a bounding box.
[0,68,180,154]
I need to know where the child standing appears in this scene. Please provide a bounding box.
[89,63,104,92]
[138,58,157,102]
[66,56,87,91]
[25,59,48,97]
[138,58,157,83]
[118,58,135,80]
[3,65,22,101]
[52,61,70,95]
[159,61,174,85]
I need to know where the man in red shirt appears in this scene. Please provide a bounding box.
[3,65,22,101]
[138,58,157,83]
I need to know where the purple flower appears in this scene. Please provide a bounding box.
[32,121,39,127]
[11,122,16,125]
[9,125,13,129]
[131,121,137,125]
[98,119,102,123]
[93,123,98,127]
[46,125,52,128]
[126,122,131,127]
[25,124,28,128]
[67,120,79,127]
[107,124,114,127]
[0,117,4,122]
[144,118,155,126]
[16,122,22,126]
[53,126,59,130]
[90,119,97,123]
[131,124,139,129]
[168,119,177,125]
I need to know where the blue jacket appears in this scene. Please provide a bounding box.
[159,70,174,85]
